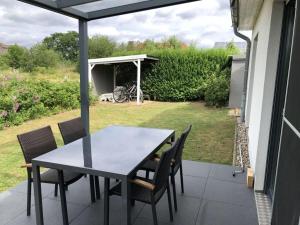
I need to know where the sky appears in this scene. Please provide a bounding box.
[0,0,248,48]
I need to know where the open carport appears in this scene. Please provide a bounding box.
[88,54,158,104]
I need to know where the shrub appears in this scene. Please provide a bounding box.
[204,73,230,107]
[141,48,231,102]
[0,80,96,129]
[5,45,30,69]
[30,44,60,69]
[0,54,9,69]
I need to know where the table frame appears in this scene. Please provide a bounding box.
[32,127,175,225]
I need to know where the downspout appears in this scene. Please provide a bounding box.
[230,0,251,122]
[234,27,251,122]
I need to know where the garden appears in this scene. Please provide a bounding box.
[0,33,237,191]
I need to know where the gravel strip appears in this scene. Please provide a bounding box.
[234,118,250,168]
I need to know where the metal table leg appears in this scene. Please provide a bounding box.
[58,170,69,225]
[121,177,131,225]
[95,176,101,200]
[89,175,96,203]
[32,164,44,225]
[104,177,110,225]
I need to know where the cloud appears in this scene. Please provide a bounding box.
[0,0,246,48]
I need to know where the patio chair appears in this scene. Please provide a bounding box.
[58,117,101,201]
[140,124,192,211]
[17,126,83,216]
[106,142,177,225]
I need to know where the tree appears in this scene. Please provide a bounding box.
[43,31,79,62]
[88,35,116,58]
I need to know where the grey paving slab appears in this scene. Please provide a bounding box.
[209,164,246,184]
[71,195,145,225]
[0,161,258,225]
[134,217,169,225]
[196,200,258,225]
[138,194,201,225]
[203,178,256,208]
[10,182,55,197]
[4,197,87,225]
[174,175,206,199]
[0,191,28,225]
[46,177,105,206]
[182,160,212,178]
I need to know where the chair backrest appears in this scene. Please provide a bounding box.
[173,124,192,165]
[153,140,178,192]
[17,126,57,164]
[58,117,86,145]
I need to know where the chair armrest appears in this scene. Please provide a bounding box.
[21,163,32,168]
[130,179,155,191]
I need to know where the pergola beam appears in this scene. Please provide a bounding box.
[87,0,199,20]
[18,0,200,21]
[56,0,101,9]
[18,0,88,19]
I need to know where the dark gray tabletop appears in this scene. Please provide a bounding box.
[33,125,174,178]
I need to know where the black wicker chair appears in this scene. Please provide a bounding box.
[140,124,192,211]
[105,141,177,225]
[58,117,101,201]
[17,126,83,216]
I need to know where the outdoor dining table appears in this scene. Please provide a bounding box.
[31,125,175,225]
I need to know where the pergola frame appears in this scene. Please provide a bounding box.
[14,1,201,225]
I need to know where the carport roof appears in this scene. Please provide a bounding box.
[18,0,201,21]
[88,54,158,65]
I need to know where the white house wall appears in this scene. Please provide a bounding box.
[246,0,284,190]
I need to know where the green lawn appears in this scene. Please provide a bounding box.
[0,101,235,192]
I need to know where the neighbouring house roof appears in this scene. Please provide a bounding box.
[88,54,158,66]
[0,43,9,54]
[230,0,264,30]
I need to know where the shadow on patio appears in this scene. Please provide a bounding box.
[0,160,258,225]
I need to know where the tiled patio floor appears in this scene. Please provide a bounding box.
[0,161,258,225]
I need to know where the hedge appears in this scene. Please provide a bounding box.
[142,49,231,105]
[114,48,233,105]
[0,80,96,129]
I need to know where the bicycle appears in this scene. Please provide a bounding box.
[113,82,144,103]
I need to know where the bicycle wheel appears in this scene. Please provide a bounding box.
[139,89,144,103]
[113,86,127,103]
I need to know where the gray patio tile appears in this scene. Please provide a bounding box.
[71,195,145,225]
[10,181,56,197]
[0,191,28,225]
[134,217,169,225]
[174,175,206,199]
[46,177,105,206]
[138,194,201,225]
[182,160,212,178]
[196,200,258,225]
[203,178,256,208]
[209,164,246,184]
[6,198,88,225]
[1,161,258,225]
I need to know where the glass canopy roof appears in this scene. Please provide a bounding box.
[18,0,200,21]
